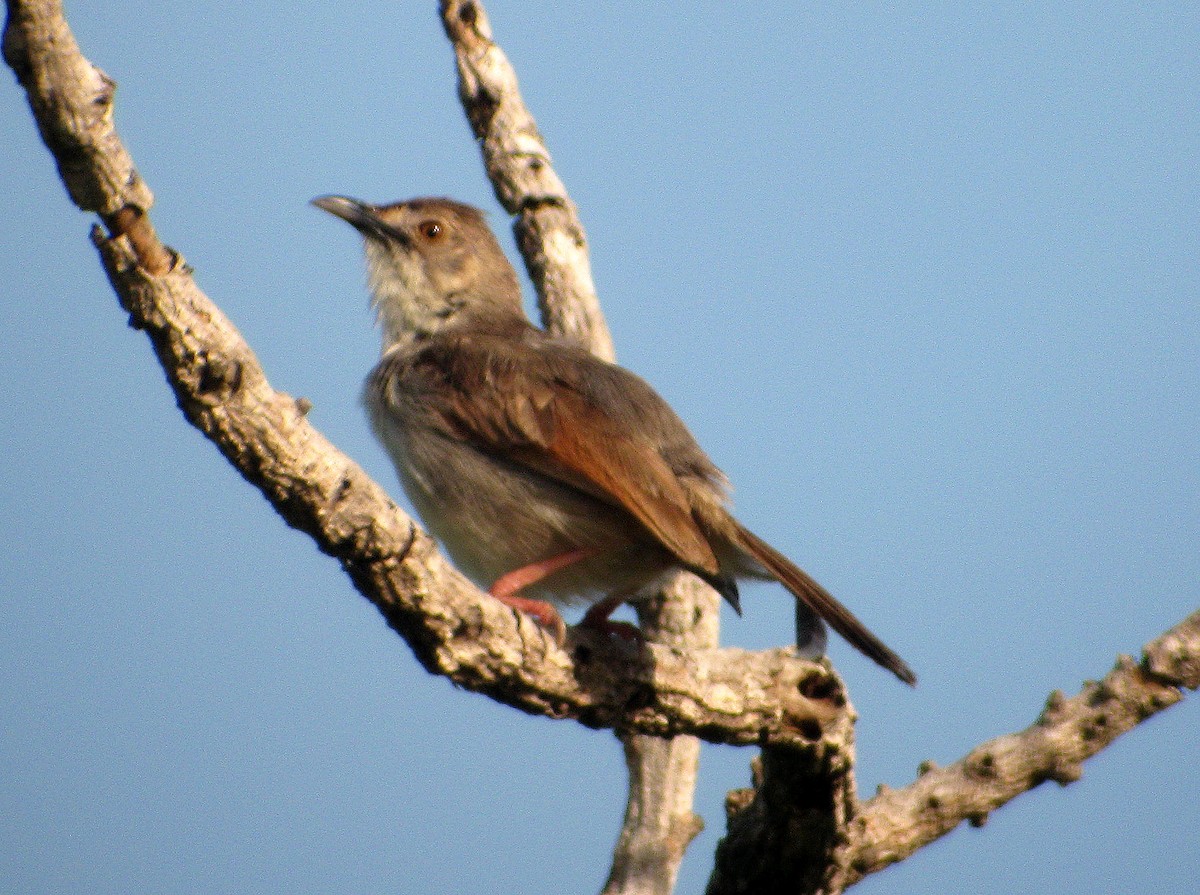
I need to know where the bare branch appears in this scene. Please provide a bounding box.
[706,607,860,895]
[842,610,1200,884]
[707,743,859,895]
[602,578,720,895]
[704,611,1199,892]
[2,0,169,272]
[12,4,1192,893]
[439,0,613,359]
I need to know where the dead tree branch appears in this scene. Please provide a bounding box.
[840,610,1200,885]
[706,610,1200,893]
[439,0,613,360]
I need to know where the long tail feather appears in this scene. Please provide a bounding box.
[733,521,916,685]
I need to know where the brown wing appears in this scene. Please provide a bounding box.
[412,327,722,576]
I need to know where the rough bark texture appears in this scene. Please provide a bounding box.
[840,610,1200,885]
[705,611,1200,893]
[708,744,857,895]
[601,578,719,895]
[707,632,858,895]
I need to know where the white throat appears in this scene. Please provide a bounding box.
[363,240,452,351]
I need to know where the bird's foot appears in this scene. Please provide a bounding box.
[578,593,643,643]
[489,549,600,644]
[488,591,568,644]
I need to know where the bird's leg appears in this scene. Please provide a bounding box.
[580,590,643,642]
[488,548,598,643]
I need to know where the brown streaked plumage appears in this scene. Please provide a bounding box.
[312,194,916,685]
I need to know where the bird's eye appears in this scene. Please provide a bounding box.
[418,220,444,240]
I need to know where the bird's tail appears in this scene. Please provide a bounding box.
[732,521,916,685]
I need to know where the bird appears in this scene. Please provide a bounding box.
[312,194,916,685]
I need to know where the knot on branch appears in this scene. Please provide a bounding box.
[774,663,850,752]
[441,0,490,41]
[1043,758,1084,786]
[192,352,244,403]
[102,205,173,274]
[1143,614,1200,689]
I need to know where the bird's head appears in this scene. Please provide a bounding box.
[312,195,523,348]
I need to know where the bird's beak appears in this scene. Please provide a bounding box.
[311,195,380,232]
[312,195,413,248]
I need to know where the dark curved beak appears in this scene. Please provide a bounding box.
[311,195,412,248]
[311,195,377,230]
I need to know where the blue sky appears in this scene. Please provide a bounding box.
[2,3,1196,893]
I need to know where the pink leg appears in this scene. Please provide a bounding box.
[580,592,643,642]
[489,548,598,642]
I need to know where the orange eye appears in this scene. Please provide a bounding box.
[418,220,443,240]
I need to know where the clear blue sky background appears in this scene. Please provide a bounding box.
[2,3,1196,893]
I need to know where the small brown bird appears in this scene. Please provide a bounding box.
[313,195,915,685]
